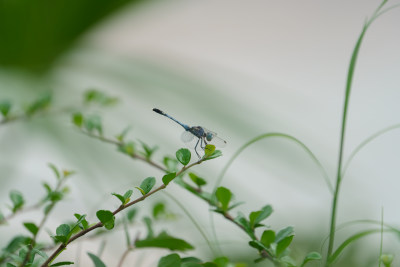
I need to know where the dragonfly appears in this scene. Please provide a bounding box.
[153,108,227,158]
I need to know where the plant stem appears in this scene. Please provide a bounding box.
[326,1,389,265]
[41,159,203,266]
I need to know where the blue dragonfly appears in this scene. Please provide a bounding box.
[153,108,227,158]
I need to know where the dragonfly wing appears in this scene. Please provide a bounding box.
[209,135,227,147]
[203,128,227,148]
[181,131,195,143]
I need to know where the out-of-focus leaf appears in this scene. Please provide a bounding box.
[0,100,11,117]
[23,222,39,236]
[158,253,181,267]
[84,89,118,106]
[135,231,194,251]
[9,190,24,213]
[188,173,207,187]
[87,252,107,267]
[0,0,142,73]
[215,187,231,212]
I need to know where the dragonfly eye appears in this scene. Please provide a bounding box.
[206,132,214,141]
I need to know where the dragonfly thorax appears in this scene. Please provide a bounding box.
[189,126,205,138]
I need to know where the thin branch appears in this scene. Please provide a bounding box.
[41,159,203,267]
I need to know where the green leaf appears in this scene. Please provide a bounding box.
[204,144,216,156]
[249,205,273,228]
[83,114,102,135]
[215,187,231,212]
[143,216,154,238]
[176,148,191,165]
[115,126,131,142]
[234,213,255,240]
[136,231,194,251]
[72,112,83,127]
[202,150,222,161]
[84,89,118,106]
[118,142,135,155]
[23,222,39,236]
[96,210,115,230]
[139,141,158,160]
[25,93,52,116]
[9,190,24,213]
[87,252,107,267]
[49,261,75,266]
[162,173,176,186]
[123,190,133,202]
[188,173,207,187]
[158,253,181,267]
[163,156,179,173]
[260,230,275,247]
[0,100,11,117]
[47,163,61,179]
[111,193,124,204]
[56,224,70,237]
[300,252,321,267]
[136,177,156,195]
[153,202,166,219]
[249,240,267,251]
[74,213,89,230]
[275,226,294,244]
[276,235,294,257]
[212,257,230,267]
[126,209,137,223]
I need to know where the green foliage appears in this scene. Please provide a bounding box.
[215,187,231,212]
[300,252,322,267]
[139,141,158,160]
[135,231,194,251]
[83,114,103,135]
[84,89,118,106]
[163,156,179,173]
[176,148,191,165]
[136,177,156,195]
[96,210,115,230]
[249,205,273,229]
[204,144,215,156]
[112,190,133,205]
[49,261,75,266]
[25,93,52,116]
[0,100,11,117]
[118,142,135,155]
[74,213,89,230]
[9,190,24,213]
[202,150,222,161]
[87,252,107,267]
[188,173,207,187]
[162,173,176,186]
[23,222,39,236]
[53,224,71,244]
[158,253,181,267]
[72,112,83,128]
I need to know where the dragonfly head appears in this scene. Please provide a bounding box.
[206,132,214,142]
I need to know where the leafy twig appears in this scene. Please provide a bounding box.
[41,159,203,266]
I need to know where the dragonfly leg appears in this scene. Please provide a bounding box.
[194,138,201,158]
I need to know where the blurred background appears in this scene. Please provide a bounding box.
[1,0,400,266]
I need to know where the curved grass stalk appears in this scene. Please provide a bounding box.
[209,132,331,256]
[163,191,216,257]
[342,124,400,177]
[326,1,392,264]
[320,219,400,253]
[213,132,332,193]
[328,229,391,264]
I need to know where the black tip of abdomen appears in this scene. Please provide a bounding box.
[153,108,163,114]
